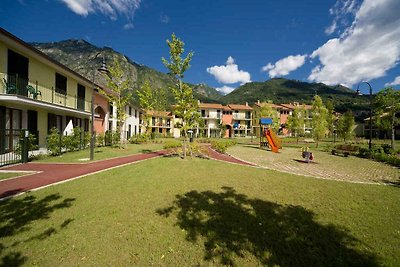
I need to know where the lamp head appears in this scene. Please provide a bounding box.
[355,88,363,96]
[97,57,110,74]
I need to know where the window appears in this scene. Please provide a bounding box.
[77,84,85,110]
[109,104,114,117]
[135,110,137,118]
[201,110,206,117]
[55,73,67,95]
[129,106,132,116]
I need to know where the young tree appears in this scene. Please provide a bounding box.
[258,101,280,131]
[337,110,355,142]
[287,106,305,143]
[311,95,328,148]
[326,100,335,138]
[136,80,154,135]
[98,58,132,148]
[162,33,197,158]
[374,87,400,149]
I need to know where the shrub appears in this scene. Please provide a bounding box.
[130,134,148,144]
[96,133,105,147]
[211,139,237,153]
[112,131,121,146]
[47,127,62,156]
[163,140,182,149]
[356,144,400,167]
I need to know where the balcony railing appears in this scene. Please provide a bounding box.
[201,114,221,119]
[233,114,251,120]
[1,73,91,112]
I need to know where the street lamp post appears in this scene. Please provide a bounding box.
[356,81,373,150]
[90,54,109,161]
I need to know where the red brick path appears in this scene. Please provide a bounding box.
[0,147,254,199]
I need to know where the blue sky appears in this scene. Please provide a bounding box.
[1,0,399,95]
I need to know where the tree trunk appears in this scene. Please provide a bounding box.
[391,111,395,150]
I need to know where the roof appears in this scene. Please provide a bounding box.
[198,103,225,109]
[0,27,106,91]
[253,102,282,109]
[280,103,313,110]
[222,105,231,111]
[228,104,253,111]
[145,110,173,117]
[254,102,313,110]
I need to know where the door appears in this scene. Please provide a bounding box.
[8,49,29,96]
[5,108,22,152]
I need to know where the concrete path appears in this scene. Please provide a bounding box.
[0,147,254,199]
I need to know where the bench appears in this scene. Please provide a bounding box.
[331,144,359,157]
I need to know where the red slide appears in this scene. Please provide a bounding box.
[265,130,281,153]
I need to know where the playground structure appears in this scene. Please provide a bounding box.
[259,118,282,153]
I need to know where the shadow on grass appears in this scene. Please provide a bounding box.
[0,194,75,267]
[293,159,318,164]
[382,179,400,188]
[157,187,379,266]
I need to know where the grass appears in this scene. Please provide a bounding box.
[0,157,399,266]
[228,144,400,184]
[0,172,25,181]
[34,143,164,163]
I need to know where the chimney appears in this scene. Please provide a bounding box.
[245,102,248,106]
[257,100,260,104]
[197,100,201,105]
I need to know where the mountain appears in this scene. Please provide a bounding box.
[221,78,369,112]
[31,39,222,107]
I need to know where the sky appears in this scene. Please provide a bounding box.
[1,0,399,95]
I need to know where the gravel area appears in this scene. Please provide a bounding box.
[228,145,400,184]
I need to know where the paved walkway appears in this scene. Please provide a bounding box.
[0,147,254,199]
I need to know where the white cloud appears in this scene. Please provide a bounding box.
[216,85,235,95]
[325,0,360,35]
[385,76,400,87]
[206,56,251,84]
[309,0,400,87]
[123,23,134,30]
[60,0,141,25]
[262,55,307,78]
[160,13,170,24]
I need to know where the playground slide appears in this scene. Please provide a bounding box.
[265,130,281,153]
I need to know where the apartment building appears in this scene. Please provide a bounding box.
[198,102,224,138]
[253,101,313,136]
[143,110,173,137]
[228,103,253,137]
[106,102,142,140]
[0,27,99,152]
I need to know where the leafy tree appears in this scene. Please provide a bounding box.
[374,87,400,149]
[311,95,328,147]
[287,105,305,143]
[337,110,355,142]
[257,101,280,131]
[98,58,132,148]
[137,80,154,135]
[326,100,335,138]
[162,33,197,158]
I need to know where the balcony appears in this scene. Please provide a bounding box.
[201,114,221,119]
[1,73,90,112]
[233,113,251,120]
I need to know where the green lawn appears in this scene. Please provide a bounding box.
[0,172,25,181]
[0,157,399,266]
[35,143,164,163]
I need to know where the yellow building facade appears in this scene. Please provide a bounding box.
[0,28,95,151]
